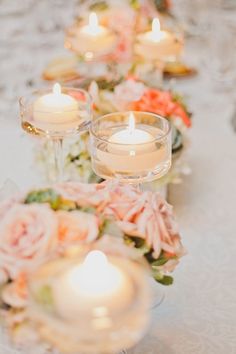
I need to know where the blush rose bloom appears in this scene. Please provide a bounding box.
[57,210,99,245]
[55,182,108,208]
[0,203,58,280]
[98,182,185,260]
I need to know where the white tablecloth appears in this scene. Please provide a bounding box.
[0,1,236,353]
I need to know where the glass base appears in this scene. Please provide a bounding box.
[149,277,165,310]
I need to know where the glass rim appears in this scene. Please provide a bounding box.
[90,111,172,146]
[19,86,92,113]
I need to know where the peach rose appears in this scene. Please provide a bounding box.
[57,210,99,245]
[131,89,191,128]
[55,182,108,208]
[100,182,185,260]
[0,204,58,280]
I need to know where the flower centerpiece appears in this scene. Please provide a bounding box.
[0,181,185,347]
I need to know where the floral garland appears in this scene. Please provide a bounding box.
[0,181,185,344]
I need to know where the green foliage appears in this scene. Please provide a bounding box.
[124,235,150,255]
[156,274,174,285]
[25,189,61,210]
[25,188,77,211]
[151,252,176,285]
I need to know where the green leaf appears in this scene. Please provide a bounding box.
[25,189,61,210]
[157,275,174,286]
[152,268,174,286]
[124,235,150,255]
[152,257,169,267]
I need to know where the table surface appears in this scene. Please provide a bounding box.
[0,1,236,353]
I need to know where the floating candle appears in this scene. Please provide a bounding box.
[53,250,134,319]
[109,112,154,148]
[93,112,171,179]
[80,12,107,37]
[74,12,116,57]
[135,18,183,61]
[33,83,78,125]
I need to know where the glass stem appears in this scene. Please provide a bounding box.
[52,137,64,182]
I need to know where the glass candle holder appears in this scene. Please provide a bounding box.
[19,85,91,182]
[28,249,151,354]
[89,111,172,184]
[64,15,117,61]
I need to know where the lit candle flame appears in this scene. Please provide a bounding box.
[68,250,123,297]
[53,83,61,95]
[128,112,135,134]
[83,250,108,272]
[152,18,161,35]
[89,12,99,31]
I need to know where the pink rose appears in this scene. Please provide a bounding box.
[57,210,99,245]
[100,182,185,260]
[0,204,58,280]
[55,182,108,208]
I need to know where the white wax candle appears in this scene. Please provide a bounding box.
[108,112,155,156]
[81,12,107,37]
[33,83,78,125]
[96,113,170,174]
[109,113,153,147]
[53,251,133,319]
[135,18,182,60]
[74,12,116,56]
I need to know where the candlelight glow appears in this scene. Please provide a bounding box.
[89,12,98,29]
[81,12,105,36]
[53,83,61,95]
[128,112,135,134]
[152,18,161,35]
[68,250,124,297]
[149,18,165,42]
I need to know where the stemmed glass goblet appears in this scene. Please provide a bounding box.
[19,84,92,182]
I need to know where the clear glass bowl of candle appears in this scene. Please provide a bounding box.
[89,111,172,184]
[27,250,151,354]
[19,84,92,182]
[19,84,92,138]
[65,12,117,61]
[135,18,184,63]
